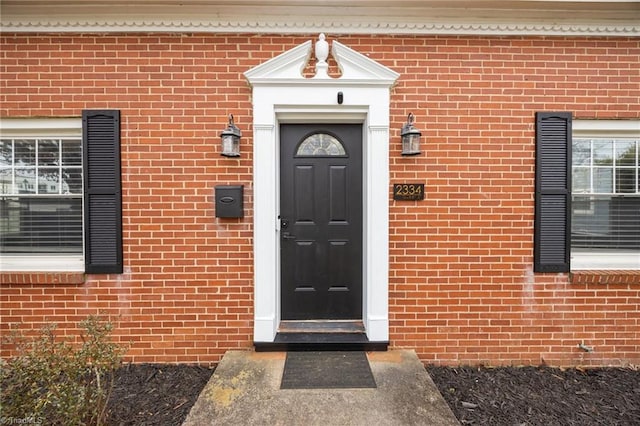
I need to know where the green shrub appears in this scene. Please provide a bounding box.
[0,316,127,426]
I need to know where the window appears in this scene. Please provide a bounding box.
[534,114,640,272]
[571,120,640,269]
[1,119,84,271]
[296,133,346,156]
[1,112,123,273]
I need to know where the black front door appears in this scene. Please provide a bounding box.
[280,124,363,320]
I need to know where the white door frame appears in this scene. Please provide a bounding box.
[245,36,399,342]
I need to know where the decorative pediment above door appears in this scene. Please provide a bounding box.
[244,33,399,86]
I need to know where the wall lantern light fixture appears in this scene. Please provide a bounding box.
[220,114,242,157]
[400,113,422,156]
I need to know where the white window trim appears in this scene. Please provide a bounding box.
[1,117,84,272]
[571,119,640,271]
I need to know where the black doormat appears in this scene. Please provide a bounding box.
[280,351,376,389]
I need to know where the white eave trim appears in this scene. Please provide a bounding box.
[3,0,639,36]
[2,17,638,36]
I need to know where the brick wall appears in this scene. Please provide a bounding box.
[1,34,639,366]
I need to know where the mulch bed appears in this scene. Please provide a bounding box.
[105,363,214,426]
[427,365,640,425]
[104,363,640,425]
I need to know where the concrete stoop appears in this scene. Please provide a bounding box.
[183,349,460,426]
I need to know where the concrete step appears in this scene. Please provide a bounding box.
[183,349,460,426]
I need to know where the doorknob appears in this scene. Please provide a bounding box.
[281,231,296,240]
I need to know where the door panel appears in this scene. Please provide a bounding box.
[294,165,315,221]
[329,166,348,221]
[280,124,362,320]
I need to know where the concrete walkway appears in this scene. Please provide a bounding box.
[183,349,460,426]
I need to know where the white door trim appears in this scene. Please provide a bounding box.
[246,36,399,342]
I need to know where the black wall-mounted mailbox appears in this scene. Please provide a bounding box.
[215,185,244,218]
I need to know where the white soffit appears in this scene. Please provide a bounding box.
[1,1,639,36]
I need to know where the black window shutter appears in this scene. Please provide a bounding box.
[83,110,123,274]
[534,112,572,273]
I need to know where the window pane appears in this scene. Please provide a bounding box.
[296,133,346,156]
[616,168,637,193]
[15,168,36,194]
[572,168,590,193]
[14,140,35,166]
[62,168,83,193]
[593,140,613,165]
[593,167,612,192]
[615,141,636,166]
[572,195,640,251]
[0,167,13,194]
[38,139,60,166]
[0,139,12,167]
[0,197,83,254]
[0,168,12,194]
[62,140,82,166]
[38,168,60,194]
[572,140,591,166]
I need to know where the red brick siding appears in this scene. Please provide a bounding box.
[1,34,639,366]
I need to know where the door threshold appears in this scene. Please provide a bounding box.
[255,320,388,352]
[255,333,387,352]
[278,320,365,334]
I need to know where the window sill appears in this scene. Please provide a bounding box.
[571,252,640,270]
[1,272,86,285]
[1,255,84,272]
[570,270,640,285]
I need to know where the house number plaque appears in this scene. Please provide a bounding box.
[393,183,425,201]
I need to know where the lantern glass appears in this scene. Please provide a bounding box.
[222,134,240,157]
[402,133,421,156]
[220,114,241,157]
[400,113,421,156]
